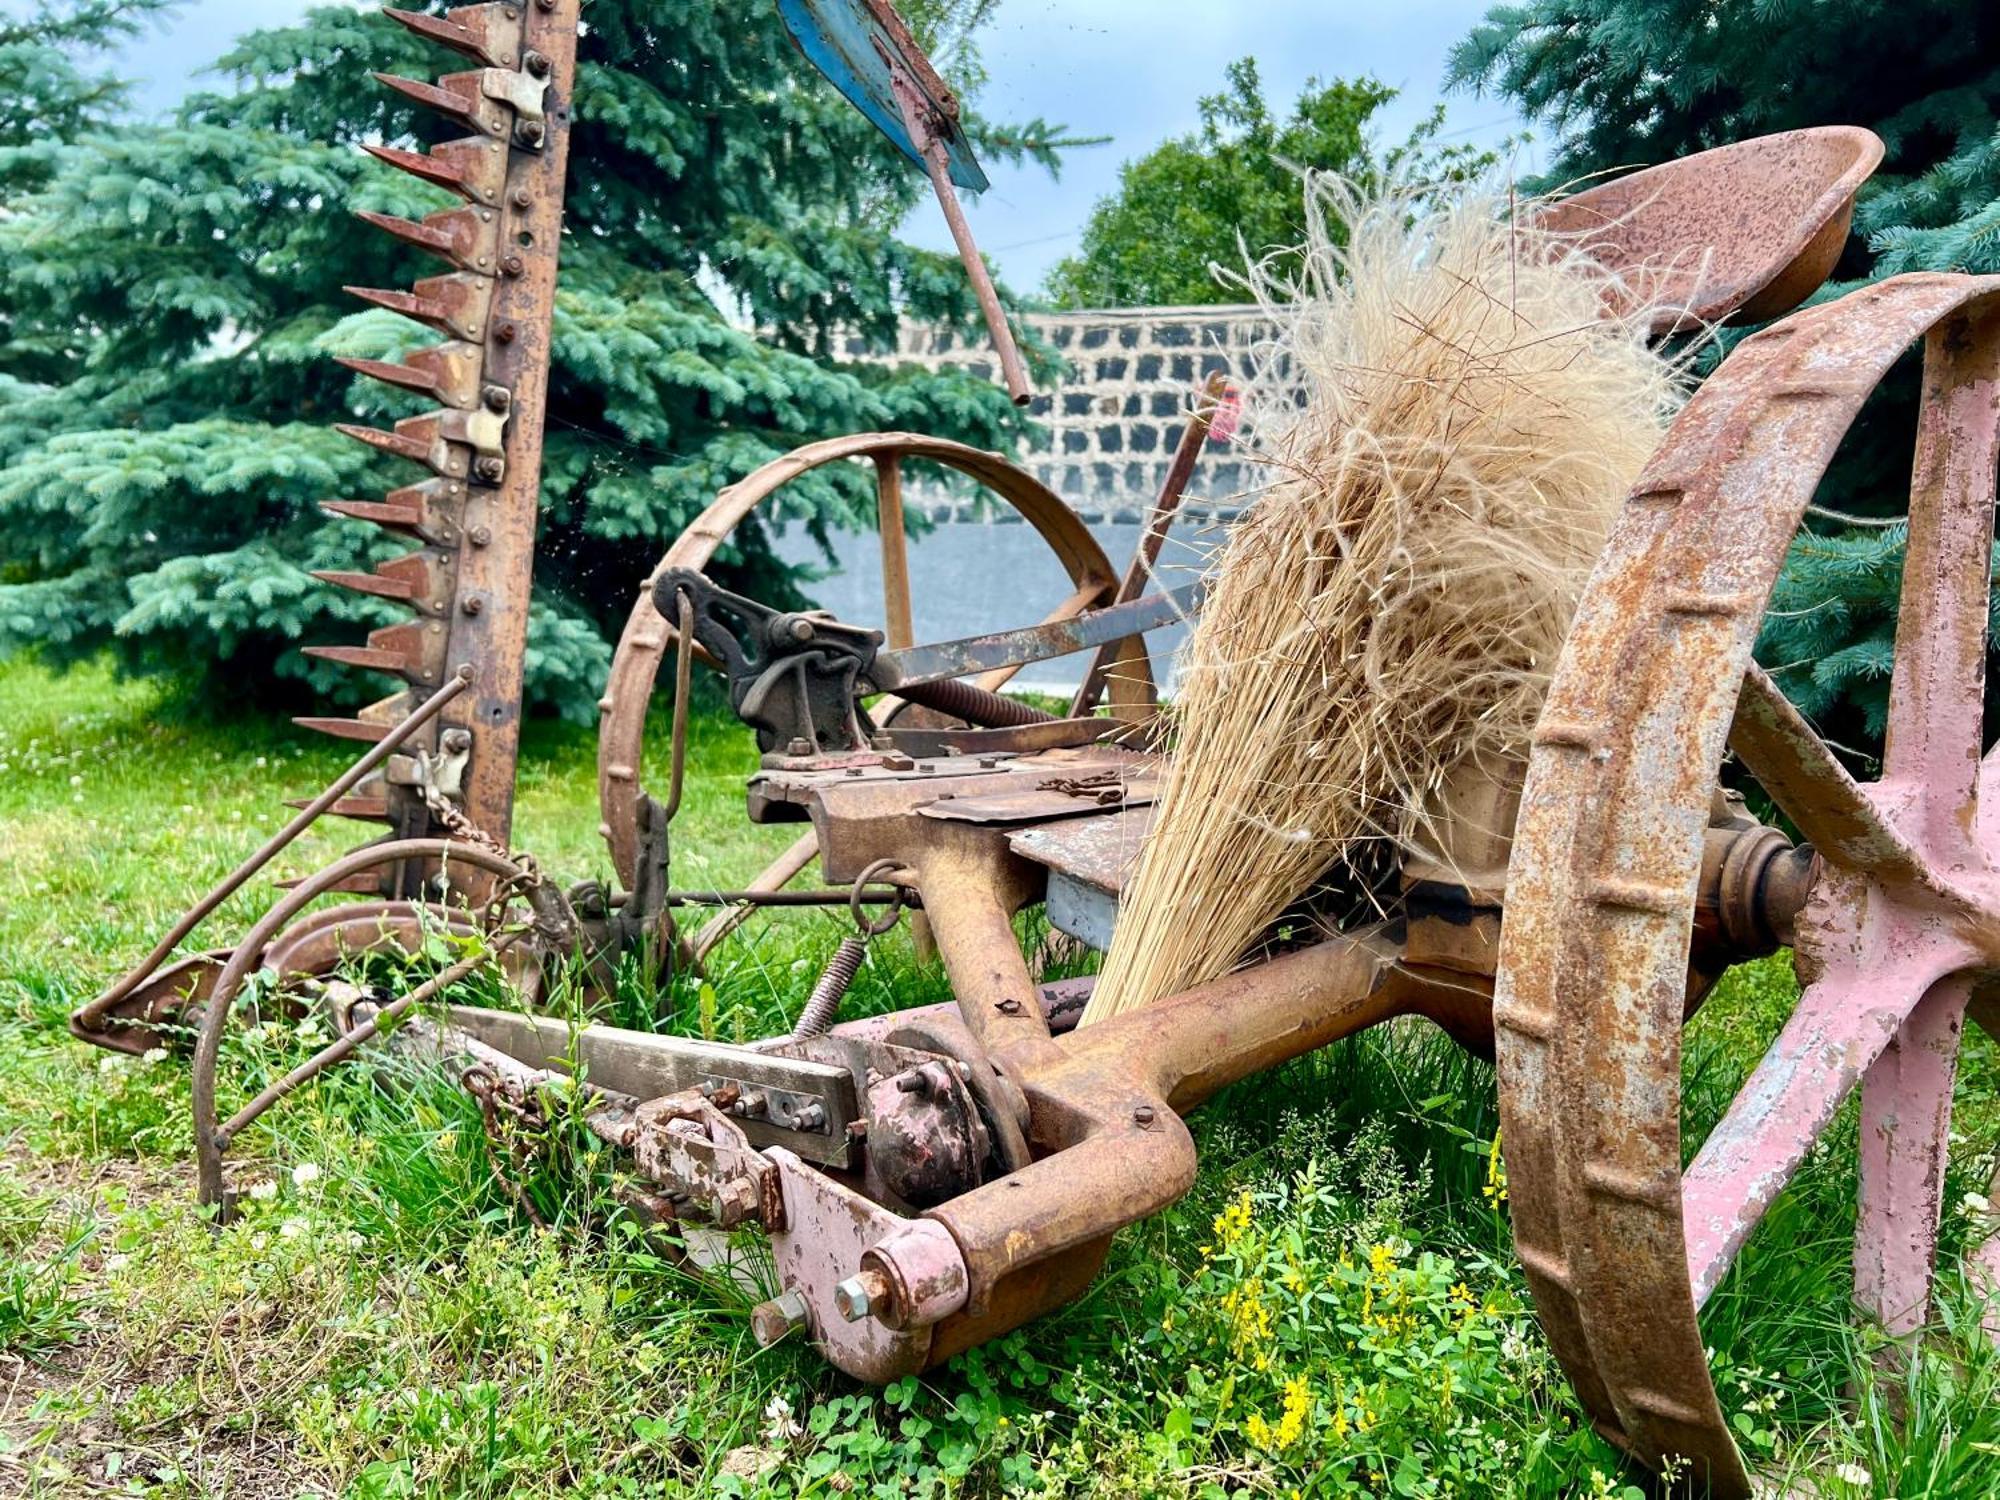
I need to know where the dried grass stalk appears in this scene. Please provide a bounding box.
[1082,176,1686,1024]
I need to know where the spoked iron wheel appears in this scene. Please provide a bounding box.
[595,432,1146,898]
[1499,273,2000,1495]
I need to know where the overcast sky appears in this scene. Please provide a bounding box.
[87,0,1532,292]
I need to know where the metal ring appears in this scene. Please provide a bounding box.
[850,858,907,937]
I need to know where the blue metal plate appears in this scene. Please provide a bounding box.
[778,0,990,193]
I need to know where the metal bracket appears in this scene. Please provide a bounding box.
[437,384,511,487]
[481,60,552,147]
[628,1093,783,1230]
[653,568,883,754]
[416,726,473,816]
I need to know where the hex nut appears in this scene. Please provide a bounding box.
[833,1269,890,1324]
[750,1289,811,1347]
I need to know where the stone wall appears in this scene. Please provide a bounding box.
[871,305,1272,523]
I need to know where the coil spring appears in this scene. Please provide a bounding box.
[791,935,865,1041]
[789,857,906,1041]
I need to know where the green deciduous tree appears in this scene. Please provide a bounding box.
[1451,0,2000,746]
[0,1,1067,721]
[1046,58,1495,308]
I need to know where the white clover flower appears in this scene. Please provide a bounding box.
[248,1179,279,1202]
[142,1046,168,1065]
[291,1161,322,1189]
[762,1393,803,1442]
[344,1231,365,1251]
[255,756,268,768]
[1833,1462,1871,1487]
[279,1217,307,1240]
[250,1232,269,1251]
[1961,1191,1992,1218]
[68,774,82,787]
[103,1253,130,1273]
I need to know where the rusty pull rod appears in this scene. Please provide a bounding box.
[888,66,1032,407]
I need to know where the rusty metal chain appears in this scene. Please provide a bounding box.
[1037,769,1126,805]
[462,1062,553,1229]
[414,754,552,937]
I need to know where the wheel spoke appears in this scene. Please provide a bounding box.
[1973,1153,2000,1348]
[1684,948,1946,1304]
[875,454,915,651]
[1882,309,2000,848]
[1854,978,1968,1336]
[1732,666,1919,875]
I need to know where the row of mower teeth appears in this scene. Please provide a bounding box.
[295,0,572,875]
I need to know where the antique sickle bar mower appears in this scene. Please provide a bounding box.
[62,2,2000,1491]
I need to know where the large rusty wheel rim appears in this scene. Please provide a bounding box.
[1497,273,2000,1495]
[596,432,1130,887]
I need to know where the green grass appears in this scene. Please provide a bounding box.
[0,654,1994,1498]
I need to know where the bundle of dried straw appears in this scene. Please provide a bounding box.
[1081,176,1686,1025]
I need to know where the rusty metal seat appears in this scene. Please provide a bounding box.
[1539,125,1884,335]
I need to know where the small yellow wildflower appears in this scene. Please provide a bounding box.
[1483,1132,1509,1204]
[1274,1374,1311,1449]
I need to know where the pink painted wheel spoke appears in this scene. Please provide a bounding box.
[1967,993,2000,1347]
[1733,666,1919,875]
[1881,310,2000,848]
[1684,950,1946,1305]
[1975,1156,2000,1348]
[1854,978,1970,1336]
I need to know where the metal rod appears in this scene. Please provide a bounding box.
[876,454,916,650]
[691,831,820,962]
[662,589,695,822]
[889,72,1031,407]
[212,926,526,1150]
[191,837,543,1206]
[663,888,920,909]
[1070,374,1226,716]
[74,667,475,1032]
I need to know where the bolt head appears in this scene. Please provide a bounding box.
[482,384,512,413]
[518,121,546,147]
[500,253,526,277]
[833,1274,876,1323]
[995,997,1022,1016]
[1133,1104,1156,1127]
[461,596,485,616]
[495,323,518,344]
[717,1177,759,1222]
[750,1289,811,1347]
[524,50,552,77]
[786,737,813,757]
[468,526,493,547]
